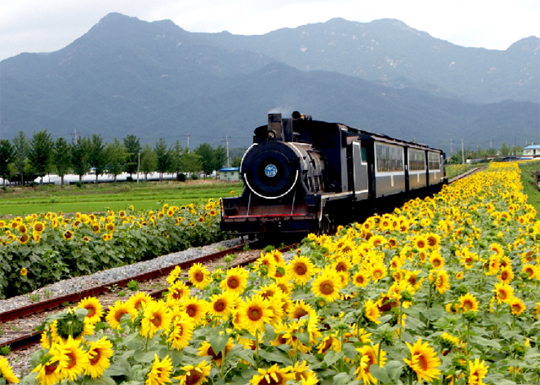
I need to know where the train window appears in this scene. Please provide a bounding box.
[376,143,403,172]
[428,152,440,171]
[409,149,425,171]
[361,146,367,163]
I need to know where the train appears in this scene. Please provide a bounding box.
[220,112,447,237]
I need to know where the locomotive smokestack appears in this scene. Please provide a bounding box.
[267,113,284,141]
[292,111,312,121]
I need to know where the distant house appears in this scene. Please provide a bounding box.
[218,167,240,181]
[523,145,540,157]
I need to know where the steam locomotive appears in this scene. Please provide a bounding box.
[220,112,447,237]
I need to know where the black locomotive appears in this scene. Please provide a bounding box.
[220,112,447,236]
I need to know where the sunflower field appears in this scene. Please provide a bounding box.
[0,201,225,299]
[2,162,540,385]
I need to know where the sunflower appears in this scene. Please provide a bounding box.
[287,255,315,285]
[493,282,514,304]
[105,300,137,330]
[249,364,294,385]
[468,359,488,385]
[33,221,45,233]
[20,267,28,276]
[19,233,30,245]
[220,266,249,295]
[290,361,318,385]
[0,356,19,384]
[352,270,370,288]
[413,235,428,250]
[254,253,277,277]
[498,267,514,283]
[166,314,195,350]
[197,338,234,366]
[311,271,341,302]
[183,297,209,325]
[63,230,74,241]
[433,270,450,294]
[333,256,352,273]
[33,348,62,385]
[489,243,504,258]
[370,263,387,282]
[458,293,479,313]
[509,297,526,316]
[56,336,89,382]
[238,294,273,335]
[146,355,172,385]
[425,233,441,249]
[127,292,153,312]
[403,339,441,383]
[522,264,539,280]
[78,297,103,324]
[141,300,173,338]
[208,291,237,320]
[429,253,445,269]
[316,334,341,354]
[189,263,211,290]
[166,266,183,286]
[174,360,211,385]
[355,344,387,385]
[364,299,381,324]
[84,337,113,379]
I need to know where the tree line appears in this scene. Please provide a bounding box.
[0,130,232,185]
[447,142,525,164]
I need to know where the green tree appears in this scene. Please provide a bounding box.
[12,131,28,185]
[123,134,141,177]
[195,143,227,176]
[105,138,127,182]
[169,140,183,177]
[155,138,172,181]
[178,150,203,175]
[71,137,91,183]
[231,155,242,168]
[214,145,227,171]
[53,137,72,185]
[89,134,107,184]
[28,130,54,184]
[0,139,14,186]
[500,142,511,156]
[140,143,157,182]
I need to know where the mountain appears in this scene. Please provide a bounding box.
[0,13,538,155]
[196,18,540,104]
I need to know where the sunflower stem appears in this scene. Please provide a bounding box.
[255,329,260,366]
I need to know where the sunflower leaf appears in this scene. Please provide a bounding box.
[369,364,390,383]
[209,332,230,355]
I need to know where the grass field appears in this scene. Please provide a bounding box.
[519,160,540,218]
[0,180,243,217]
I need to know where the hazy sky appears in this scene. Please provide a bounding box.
[0,0,539,62]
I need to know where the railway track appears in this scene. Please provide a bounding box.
[0,168,480,377]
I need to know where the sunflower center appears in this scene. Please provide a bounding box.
[85,306,96,318]
[89,349,102,365]
[373,270,382,279]
[115,310,127,322]
[320,281,334,295]
[356,276,365,284]
[151,314,162,327]
[185,370,203,385]
[186,305,198,317]
[228,277,239,289]
[463,301,472,311]
[416,354,428,371]
[336,263,347,272]
[65,352,77,370]
[498,290,507,300]
[214,300,226,312]
[195,272,204,282]
[248,307,262,321]
[44,363,58,375]
[292,309,308,320]
[295,263,307,275]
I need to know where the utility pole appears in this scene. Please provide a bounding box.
[225,134,230,167]
[186,135,190,152]
[72,129,78,144]
[137,151,140,184]
[449,139,454,155]
[461,138,465,164]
